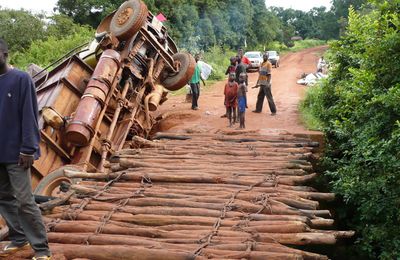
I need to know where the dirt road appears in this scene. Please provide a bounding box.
[158,46,326,135]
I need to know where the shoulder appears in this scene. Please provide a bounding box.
[9,68,31,79]
[11,69,34,90]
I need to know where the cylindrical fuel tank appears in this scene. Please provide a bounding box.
[148,84,166,111]
[66,49,121,146]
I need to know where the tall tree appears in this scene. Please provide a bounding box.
[0,9,47,52]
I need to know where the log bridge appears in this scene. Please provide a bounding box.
[11,131,353,259]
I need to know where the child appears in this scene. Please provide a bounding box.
[224,73,238,127]
[221,56,238,118]
[225,56,237,75]
[237,72,247,129]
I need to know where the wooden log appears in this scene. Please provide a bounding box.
[65,169,317,187]
[46,220,339,245]
[77,180,333,203]
[14,243,206,260]
[46,232,325,259]
[72,184,319,210]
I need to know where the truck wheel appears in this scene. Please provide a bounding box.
[34,165,82,197]
[276,61,280,68]
[110,0,148,41]
[162,52,196,91]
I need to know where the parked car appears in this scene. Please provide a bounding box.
[244,51,263,71]
[266,50,280,68]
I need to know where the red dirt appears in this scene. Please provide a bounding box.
[157,46,327,135]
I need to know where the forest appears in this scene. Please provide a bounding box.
[1,0,363,68]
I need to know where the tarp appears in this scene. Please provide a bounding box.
[297,72,327,86]
[198,61,213,80]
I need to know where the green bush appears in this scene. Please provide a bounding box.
[299,81,325,130]
[202,46,236,81]
[11,27,94,70]
[290,39,326,51]
[304,2,400,259]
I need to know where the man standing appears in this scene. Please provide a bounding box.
[252,52,277,115]
[238,48,251,68]
[0,39,51,260]
[189,54,205,110]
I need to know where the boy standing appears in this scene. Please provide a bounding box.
[237,72,247,129]
[224,73,238,127]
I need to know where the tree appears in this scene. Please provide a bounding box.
[303,2,400,258]
[0,9,47,52]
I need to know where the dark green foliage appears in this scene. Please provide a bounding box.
[54,0,295,51]
[302,1,400,258]
[0,9,47,52]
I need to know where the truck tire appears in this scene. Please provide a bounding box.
[34,165,82,197]
[162,52,196,91]
[110,0,148,41]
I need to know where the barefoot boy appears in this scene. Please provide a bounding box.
[237,72,247,129]
[224,73,238,127]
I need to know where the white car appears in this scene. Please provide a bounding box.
[266,50,280,68]
[244,51,263,71]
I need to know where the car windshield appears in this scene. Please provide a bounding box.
[267,51,277,57]
[245,53,261,58]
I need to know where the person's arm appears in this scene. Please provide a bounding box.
[20,74,40,157]
[266,63,272,84]
[243,85,248,108]
[225,66,230,75]
[201,77,206,86]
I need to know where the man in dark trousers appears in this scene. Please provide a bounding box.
[252,52,277,115]
[189,54,205,110]
[0,39,51,260]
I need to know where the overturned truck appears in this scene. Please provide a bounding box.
[30,0,195,196]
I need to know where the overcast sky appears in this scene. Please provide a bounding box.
[0,0,332,13]
[266,0,332,11]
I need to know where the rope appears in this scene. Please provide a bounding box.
[193,172,277,257]
[62,172,126,221]
[83,175,152,245]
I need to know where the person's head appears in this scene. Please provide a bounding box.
[229,72,235,82]
[195,54,201,62]
[321,56,324,60]
[238,48,244,57]
[230,56,237,65]
[263,52,269,62]
[239,72,246,83]
[236,56,242,64]
[0,38,9,70]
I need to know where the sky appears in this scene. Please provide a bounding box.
[265,0,332,11]
[0,0,58,13]
[0,0,332,13]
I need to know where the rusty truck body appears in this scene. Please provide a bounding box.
[29,0,195,196]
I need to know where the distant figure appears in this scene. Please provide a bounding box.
[189,54,206,110]
[221,56,238,118]
[0,38,51,260]
[252,52,277,115]
[317,56,326,73]
[225,56,237,75]
[235,56,248,122]
[237,72,248,129]
[224,73,238,127]
[238,48,251,68]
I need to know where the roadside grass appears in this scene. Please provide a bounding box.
[299,83,324,131]
[169,79,219,96]
[290,39,326,52]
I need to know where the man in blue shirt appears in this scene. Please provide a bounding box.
[0,39,51,260]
